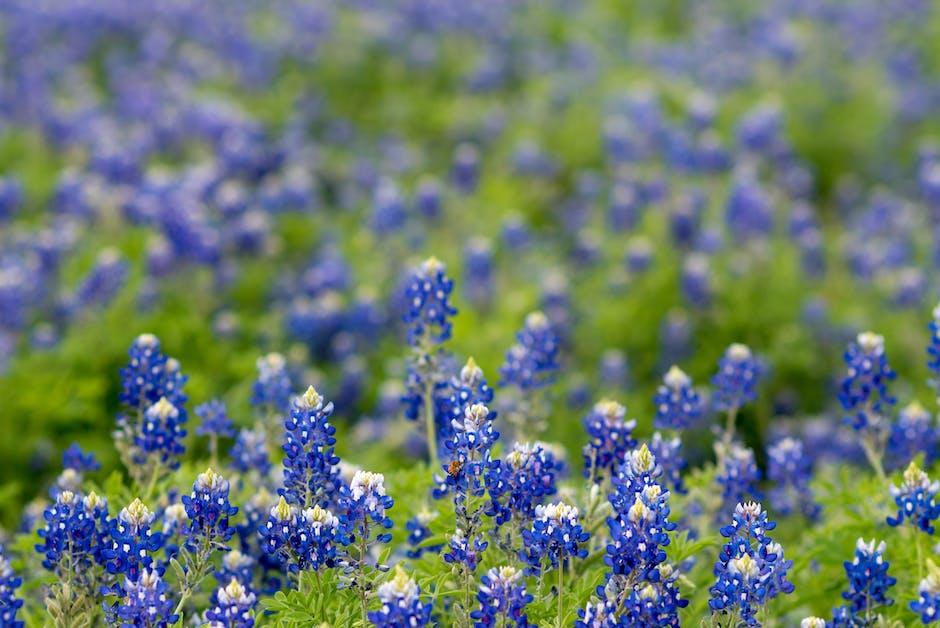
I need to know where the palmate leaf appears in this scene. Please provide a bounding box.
[259,569,363,627]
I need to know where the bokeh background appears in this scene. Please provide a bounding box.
[1,0,940,528]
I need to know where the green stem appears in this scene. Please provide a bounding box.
[172,590,191,620]
[917,530,925,582]
[143,463,162,503]
[210,433,218,470]
[423,366,437,465]
[464,565,472,626]
[860,434,886,483]
[556,563,564,628]
[358,522,370,625]
[722,406,739,448]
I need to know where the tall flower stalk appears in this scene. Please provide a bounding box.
[402,257,458,464]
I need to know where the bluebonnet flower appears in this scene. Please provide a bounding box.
[251,353,292,414]
[887,462,940,533]
[520,502,589,575]
[182,468,238,550]
[119,334,188,410]
[205,578,257,627]
[613,564,687,627]
[767,437,820,520]
[414,177,442,220]
[0,177,22,222]
[161,503,187,558]
[370,178,407,235]
[258,497,300,569]
[85,491,111,565]
[402,257,457,346]
[725,176,774,244]
[437,403,499,501]
[281,386,342,508]
[709,502,793,626]
[368,567,433,627]
[405,510,442,559]
[135,397,187,470]
[712,344,763,414]
[839,331,896,432]
[929,303,940,389]
[649,432,687,494]
[196,400,235,438]
[432,357,494,456]
[716,444,762,516]
[443,527,488,573]
[452,143,480,195]
[502,215,530,250]
[215,550,255,587]
[887,402,937,470]
[605,445,676,579]
[104,498,164,581]
[486,441,563,526]
[681,254,713,307]
[65,249,128,316]
[0,550,24,628]
[660,311,692,369]
[62,443,100,472]
[105,567,178,627]
[295,504,347,572]
[654,365,704,430]
[575,599,618,627]
[463,238,493,307]
[500,311,560,391]
[599,350,629,390]
[229,428,271,476]
[582,400,637,484]
[51,468,83,498]
[910,559,940,624]
[36,490,103,577]
[831,539,896,624]
[801,618,826,628]
[343,470,394,545]
[471,566,532,627]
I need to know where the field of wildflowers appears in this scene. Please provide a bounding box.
[3,1,940,626]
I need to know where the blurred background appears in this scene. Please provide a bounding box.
[1,0,940,526]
